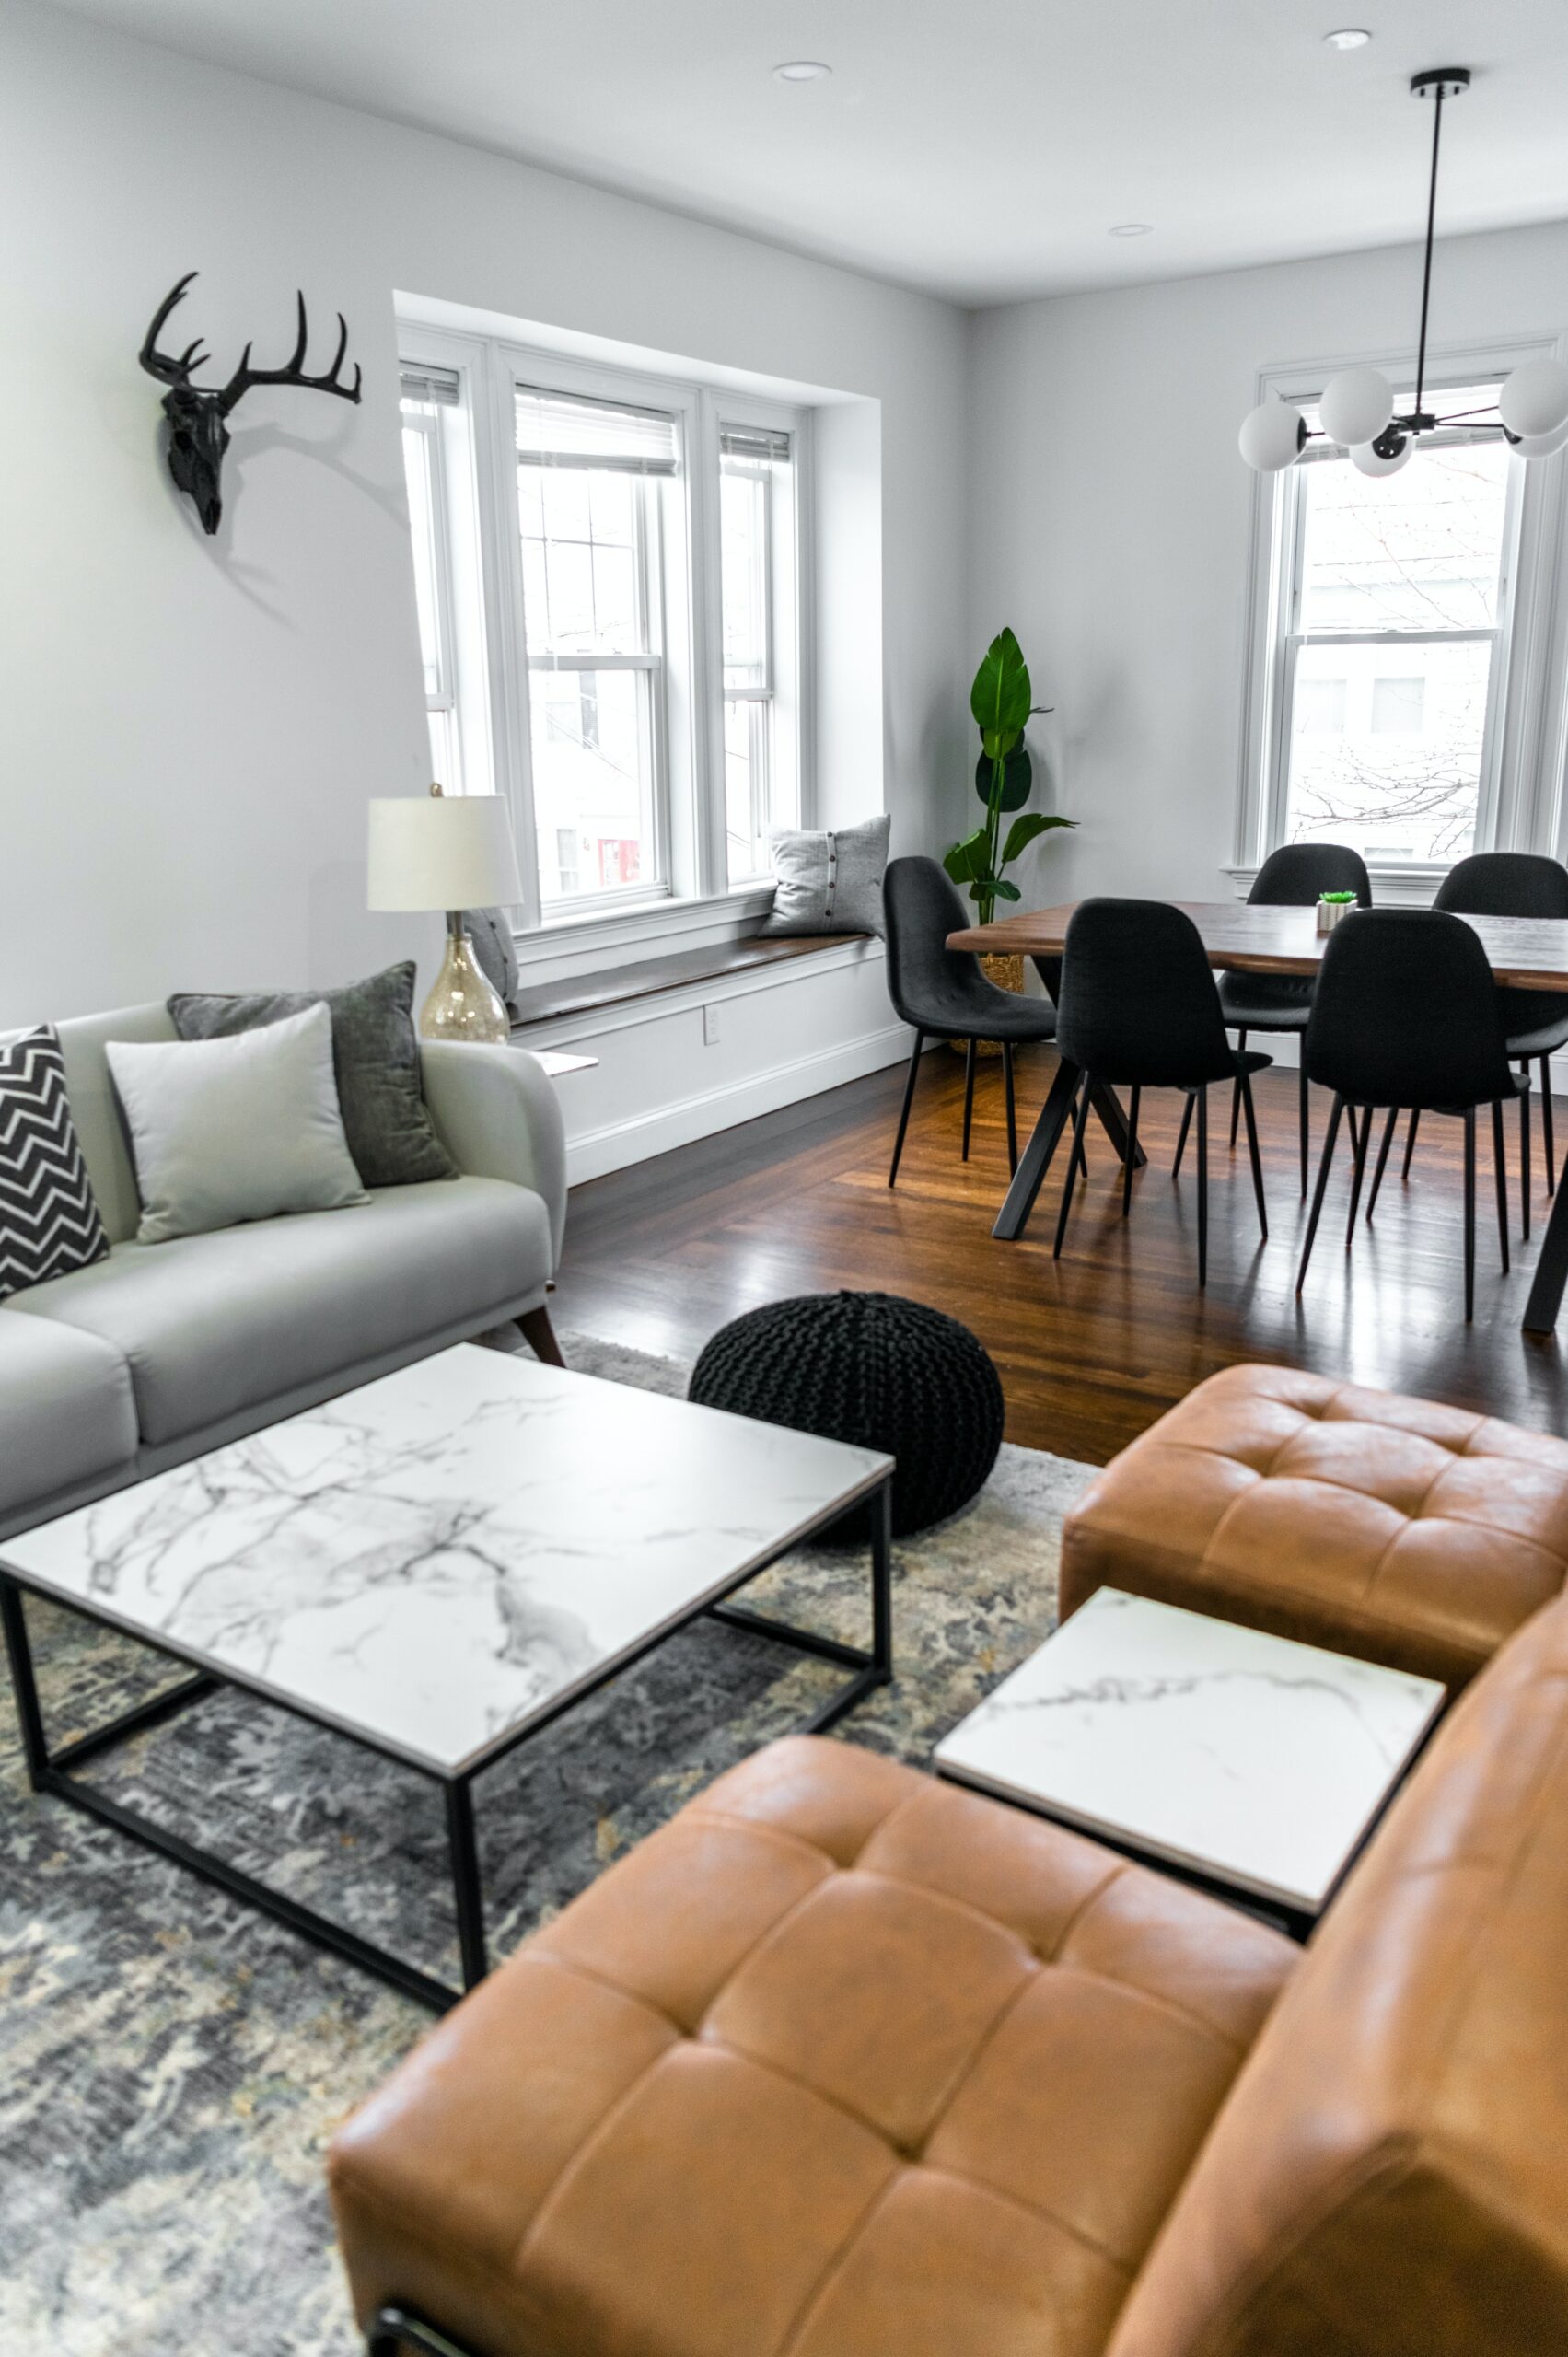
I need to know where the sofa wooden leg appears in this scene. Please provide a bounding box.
[517,1305,565,1367]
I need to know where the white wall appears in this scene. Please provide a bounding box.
[0,2,970,1156]
[968,219,1568,914]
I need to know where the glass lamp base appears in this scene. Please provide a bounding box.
[420,917,510,1044]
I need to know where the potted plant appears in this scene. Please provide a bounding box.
[944,626,1074,1035]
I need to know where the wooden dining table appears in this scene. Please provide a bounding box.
[947,900,1568,1336]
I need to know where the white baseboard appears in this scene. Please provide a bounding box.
[564,1019,912,1184]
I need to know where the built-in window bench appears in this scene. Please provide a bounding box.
[504,928,901,1186]
[507,933,869,1030]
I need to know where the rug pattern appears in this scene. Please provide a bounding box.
[0,1332,1095,2356]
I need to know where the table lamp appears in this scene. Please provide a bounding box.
[367,785,523,1043]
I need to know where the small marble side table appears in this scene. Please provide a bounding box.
[935,1587,1446,1938]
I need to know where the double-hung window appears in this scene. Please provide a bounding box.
[396,326,809,935]
[719,424,798,884]
[516,388,678,908]
[1238,357,1568,885]
[1273,389,1518,866]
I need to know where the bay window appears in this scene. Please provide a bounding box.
[398,330,808,936]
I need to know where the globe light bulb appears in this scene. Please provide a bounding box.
[1238,400,1306,473]
[1500,359,1568,441]
[1352,435,1411,478]
[1319,367,1394,449]
[1511,415,1568,460]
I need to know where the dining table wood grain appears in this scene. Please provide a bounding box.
[946,898,1568,1334]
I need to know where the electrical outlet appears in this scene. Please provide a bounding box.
[703,1004,722,1046]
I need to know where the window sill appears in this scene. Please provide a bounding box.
[510,886,776,978]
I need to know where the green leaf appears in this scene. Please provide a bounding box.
[975,743,1033,812]
[1002,811,1075,865]
[943,827,992,885]
[970,627,1033,741]
[977,724,1020,765]
[991,877,1022,902]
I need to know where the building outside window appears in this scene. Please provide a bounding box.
[398,334,807,935]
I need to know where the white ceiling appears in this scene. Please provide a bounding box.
[47,0,1568,305]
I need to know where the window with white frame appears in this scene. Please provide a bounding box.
[1269,387,1521,868]
[1238,356,1568,885]
[719,424,799,884]
[397,331,807,933]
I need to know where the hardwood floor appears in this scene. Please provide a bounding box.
[555,1043,1568,1465]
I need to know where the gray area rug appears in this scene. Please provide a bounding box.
[0,1332,1096,2357]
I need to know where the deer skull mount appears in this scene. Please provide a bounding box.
[139,272,363,535]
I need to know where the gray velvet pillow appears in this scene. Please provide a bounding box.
[168,962,456,1189]
[466,908,519,1011]
[758,815,890,937]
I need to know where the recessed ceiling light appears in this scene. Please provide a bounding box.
[773,60,831,82]
[1324,28,1372,50]
[1109,223,1154,238]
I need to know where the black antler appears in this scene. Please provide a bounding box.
[219,291,363,415]
[138,271,211,388]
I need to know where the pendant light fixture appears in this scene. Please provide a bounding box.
[1240,69,1568,473]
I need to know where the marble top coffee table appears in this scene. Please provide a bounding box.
[935,1588,1446,1937]
[0,1345,893,2010]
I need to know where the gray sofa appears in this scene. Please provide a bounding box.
[0,1004,567,1541]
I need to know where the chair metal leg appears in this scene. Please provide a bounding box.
[1003,1042,1018,1176]
[1172,1091,1194,1178]
[1297,1094,1345,1295]
[1299,1058,1310,1197]
[961,1038,977,1163]
[1542,1055,1556,1197]
[1518,1064,1531,1243]
[888,1031,923,1187]
[1122,1084,1141,1218]
[1229,1029,1247,1149]
[1196,1088,1210,1289]
[1343,1103,1373,1247]
[1240,1073,1267,1240]
[1365,1106,1400,1222]
[1462,1109,1477,1322]
[1492,1098,1511,1276]
[1053,1074,1093,1260]
[1401,1107,1422,1181]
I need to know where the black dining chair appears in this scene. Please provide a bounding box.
[1052,899,1271,1287]
[882,857,1059,1187]
[1374,853,1568,1242]
[1218,842,1372,1194]
[1297,910,1527,1322]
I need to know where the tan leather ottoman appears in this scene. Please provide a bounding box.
[1060,1363,1568,1689]
[330,1736,1293,2357]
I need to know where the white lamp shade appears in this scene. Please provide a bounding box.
[1238,400,1306,473]
[1500,358,1568,441]
[367,794,523,912]
[1351,435,1412,478]
[1512,414,1568,460]
[1319,367,1394,450]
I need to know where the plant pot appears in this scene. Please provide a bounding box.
[952,952,1027,1058]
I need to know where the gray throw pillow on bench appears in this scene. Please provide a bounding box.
[758,814,890,937]
[108,1004,368,1246]
[168,961,456,1188]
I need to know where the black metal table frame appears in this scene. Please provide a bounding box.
[0,1472,893,2017]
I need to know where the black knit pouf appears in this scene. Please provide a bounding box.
[689,1291,1004,1541]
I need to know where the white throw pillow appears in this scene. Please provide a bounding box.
[107,1003,368,1245]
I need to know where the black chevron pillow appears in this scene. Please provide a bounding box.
[0,1028,110,1303]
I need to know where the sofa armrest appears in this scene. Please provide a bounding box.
[419,1042,567,1271]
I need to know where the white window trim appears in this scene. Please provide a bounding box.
[1235,332,1568,895]
[398,323,814,949]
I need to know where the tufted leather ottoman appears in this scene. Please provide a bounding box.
[1060,1364,1568,1689]
[330,1736,1293,2357]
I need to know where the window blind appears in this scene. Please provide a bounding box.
[400,365,461,409]
[515,386,680,476]
[720,424,792,466]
